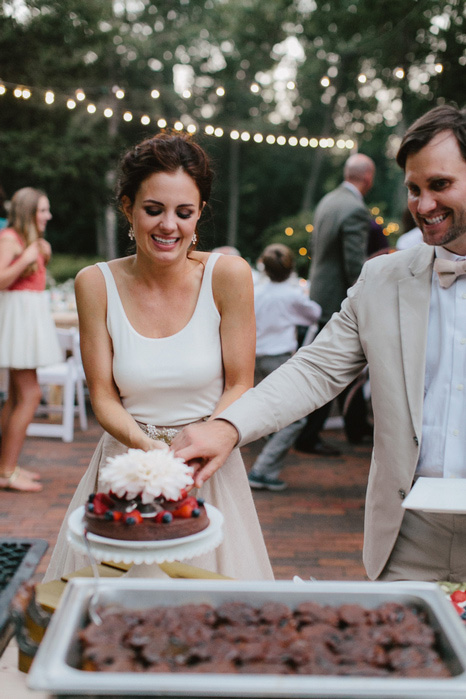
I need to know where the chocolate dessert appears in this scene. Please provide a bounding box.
[78,600,450,677]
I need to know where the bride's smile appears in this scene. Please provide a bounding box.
[122,169,202,264]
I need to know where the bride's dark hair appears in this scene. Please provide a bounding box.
[117,131,213,208]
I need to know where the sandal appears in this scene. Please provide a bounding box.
[0,466,43,492]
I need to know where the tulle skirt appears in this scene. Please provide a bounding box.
[42,431,275,583]
[0,290,62,369]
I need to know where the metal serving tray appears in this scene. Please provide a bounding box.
[28,578,466,698]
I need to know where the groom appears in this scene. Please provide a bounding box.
[173,104,466,583]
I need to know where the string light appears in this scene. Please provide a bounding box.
[0,78,358,151]
[14,87,31,99]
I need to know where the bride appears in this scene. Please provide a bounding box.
[43,131,273,583]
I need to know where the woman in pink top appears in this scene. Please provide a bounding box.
[0,187,62,492]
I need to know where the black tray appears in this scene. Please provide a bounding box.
[0,537,48,655]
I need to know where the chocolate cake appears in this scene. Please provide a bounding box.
[84,447,209,542]
[84,491,209,541]
[78,600,451,677]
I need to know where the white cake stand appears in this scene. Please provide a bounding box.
[66,503,224,566]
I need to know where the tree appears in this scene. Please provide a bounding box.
[290,0,465,211]
[0,0,464,262]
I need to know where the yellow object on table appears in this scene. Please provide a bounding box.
[36,559,231,615]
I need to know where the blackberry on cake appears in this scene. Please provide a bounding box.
[84,447,209,541]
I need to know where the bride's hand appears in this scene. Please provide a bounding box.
[140,437,169,451]
[147,438,169,450]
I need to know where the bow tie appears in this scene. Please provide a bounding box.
[433,257,466,288]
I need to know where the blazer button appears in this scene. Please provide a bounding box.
[398,489,406,500]
[413,435,419,446]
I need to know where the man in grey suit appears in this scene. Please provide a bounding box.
[173,104,466,582]
[295,153,375,454]
[310,153,375,325]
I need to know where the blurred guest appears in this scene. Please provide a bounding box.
[0,187,62,492]
[247,244,321,491]
[295,153,375,454]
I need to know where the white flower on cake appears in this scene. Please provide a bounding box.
[100,447,194,504]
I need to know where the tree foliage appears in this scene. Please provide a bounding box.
[0,0,464,261]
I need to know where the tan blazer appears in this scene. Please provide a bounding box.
[221,243,435,580]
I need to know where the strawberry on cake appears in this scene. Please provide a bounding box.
[84,447,209,541]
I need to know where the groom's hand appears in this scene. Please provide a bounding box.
[171,419,239,488]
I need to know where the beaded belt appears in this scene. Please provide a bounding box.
[138,423,180,445]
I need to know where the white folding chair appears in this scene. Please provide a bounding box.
[26,327,88,442]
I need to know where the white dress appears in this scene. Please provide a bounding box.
[43,254,274,583]
[0,229,62,369]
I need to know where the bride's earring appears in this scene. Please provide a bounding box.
[128,226,135,241]
[192,232,198,245]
